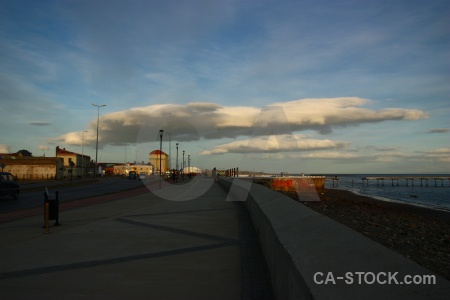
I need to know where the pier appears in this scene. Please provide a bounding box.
[326,176,340,187]
[360,176,450,187]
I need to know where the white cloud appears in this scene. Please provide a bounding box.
[53,97,427,150]
[273,98,427,126]
[293,152,361,159]
[286,147,450,164]
[0,144,10,153]
[51,130,97,146]
[422,148,450,154]
[200,134,349,155]
[420,148,450,163]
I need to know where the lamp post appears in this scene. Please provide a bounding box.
[182,150,185,174]
[166,131,171,170]
[188,155,191,176]
[82,130,88,179]
[176,143,179,171]
[92,104,106,178]
[159,129,164,188]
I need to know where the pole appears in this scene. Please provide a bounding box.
[182,150,185,174]
[95,107,99,177]
[81,130,87,179]
[92,104,106,178]
[176,143,179,171]
[44,202,49,234]
[95,106,99,177]
[167,132,171,170]
[159,130,164,188]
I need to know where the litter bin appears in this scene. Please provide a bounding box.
[44,190,60,226]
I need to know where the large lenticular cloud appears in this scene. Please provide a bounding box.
[53,97,428,148]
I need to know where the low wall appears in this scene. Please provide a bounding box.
[0,157,64,181]
[252,176,325,195]
[218,177,450,299]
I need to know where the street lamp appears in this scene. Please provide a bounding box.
[188,154,191,176]
[159,129,164,188]
[176,143,179,171]
[82,130,88,179]
[166,131,171,170]
[182,150,185,174]
[92,104,106,178]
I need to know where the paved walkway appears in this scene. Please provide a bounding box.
[0,178,273,299]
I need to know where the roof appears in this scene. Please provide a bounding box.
[17,150,33,156]
[55,146,89,158]
[0,157,61,165]
[0,150,33,158]
[56,146,76,155]
[150,150,168,155]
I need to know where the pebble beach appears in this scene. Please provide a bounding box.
[282,188,450,281]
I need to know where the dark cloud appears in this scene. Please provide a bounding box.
[427,128,450,134]
[29,122,51,126]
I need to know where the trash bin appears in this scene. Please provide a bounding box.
[48,198,58,220]
[44,190,60,226]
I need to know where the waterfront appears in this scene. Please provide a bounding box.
[324,174,450,212]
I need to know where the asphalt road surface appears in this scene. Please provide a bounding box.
[0,177,147,214]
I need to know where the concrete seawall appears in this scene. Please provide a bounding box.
[252,176,325,195]
[218,177,450,299]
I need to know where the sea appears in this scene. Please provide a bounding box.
[322,174,450,212]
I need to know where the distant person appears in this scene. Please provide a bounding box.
[172,170,178,183]
[212,167,217,181]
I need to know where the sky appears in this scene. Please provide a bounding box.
[0,0,449,174]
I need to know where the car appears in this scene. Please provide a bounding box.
[139,173,147,180]
[0,172,20,199]
[128,171,137,180]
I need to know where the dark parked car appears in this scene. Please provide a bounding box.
[0,172,20,199]
[128,171,137,180]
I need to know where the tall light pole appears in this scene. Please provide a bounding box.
[188,154,190,175]
[166,131,171,170]
[92,104,106,178]
[82,130,88,179]
[176,143,179,171]
[182,150,185,174]
[124,143,129,176]
[159,129,164,188]
[124,143,128,164]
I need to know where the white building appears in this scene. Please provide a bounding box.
[113,163,153,176]
[182,166,202,174]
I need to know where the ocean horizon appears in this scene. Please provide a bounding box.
[322,173,450,212]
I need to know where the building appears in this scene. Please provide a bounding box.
[149,150,168,175]
[55,146,92,178]
[133,162,153,176]
[99,163,120,176]
[182,166,202,174]
[113,162,153,176]
[0,152,64,181]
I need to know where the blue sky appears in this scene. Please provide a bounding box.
[0,0,449,173]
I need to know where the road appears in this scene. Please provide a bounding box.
[0,177,148,214]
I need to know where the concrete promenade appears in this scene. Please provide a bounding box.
[0,178,273,299]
